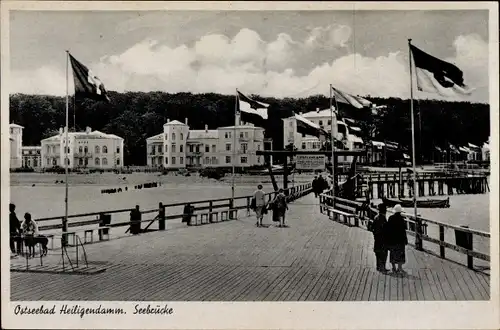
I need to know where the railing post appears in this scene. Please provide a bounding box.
[209,201,214,222]
[158,202,166,230]
[439,225,445,258]
[61,217,68,247]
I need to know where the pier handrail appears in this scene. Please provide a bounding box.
[318,190,490,270]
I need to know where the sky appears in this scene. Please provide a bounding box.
[9,9,490,103]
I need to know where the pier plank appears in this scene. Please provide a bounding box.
[11,193,489,301]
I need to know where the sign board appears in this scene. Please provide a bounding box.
[296,155,326,170]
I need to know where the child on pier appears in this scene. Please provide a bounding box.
[21,213,38,258]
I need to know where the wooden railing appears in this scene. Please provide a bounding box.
[319,191,490,270]
[34,183,313,248]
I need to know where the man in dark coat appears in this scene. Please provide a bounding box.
[371,203,388,272]
[10,203,21,254]
[312,176,319,197]
[385,204,408,273]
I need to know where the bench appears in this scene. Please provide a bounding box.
[324,205,359,227]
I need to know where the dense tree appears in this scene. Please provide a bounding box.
[9,92,489,165]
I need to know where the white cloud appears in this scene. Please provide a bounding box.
[10,28,489,103]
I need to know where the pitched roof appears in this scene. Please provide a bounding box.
[42,130,123,142]
[146,133,163,141]
[188,130,219,139]
[164,120,187,126]
[9,123,24,128]
[301,109,335,118]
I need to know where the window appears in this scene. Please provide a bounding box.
[226,143,231,151]
[328,120,331,125]
[172,133,176,140]
[240,157,248,164]
[302,133,306,138]
[180,145,183,152]
[225,156,231,164]
[33,159,38,167]
[212,145,216,152]
[79,158,83,166]
[152,157,156,165]
[165,157,168,165]
[102,158,108,165]
[257,156,261,164]
[84,158,88,166]
[117,147,120,153]
[165,145,168,152]
[52,146,56,153]
[164,133,168,140]
[84,146,88,153]
[47,158,50,165]
[205,145,210,153]
[241,143,248,153]
[79,146,83,153]
[211,156,217,164]
[171,157,176,165]
[205,156,210,164]
[117,158,120,165]
[151,146,155,155]
[103,146,108,153]
[158,145,162,153]
[172,144,176,153]
[52,158,57,166]
[240,132,244,138]
[27,159,31,167]
[244,132,249,138]
[95,146,100,154]
[228,132,232,139]
[180,157,183,164]
[95,158,100,165]
[224,132,228,139]
[195,145,200,153]
[46,146,50,153]
[319,120,323,126]
[180,133,184,140]
[189,145,193,152]
[65,158,69,165]
[257,144,261,151]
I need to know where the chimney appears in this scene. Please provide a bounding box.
[205,125,208,133]
[59,127,63,135]
[185,117,188,125]
[316,107,320,113]
[167,118,170,123]
[85,126,91,134]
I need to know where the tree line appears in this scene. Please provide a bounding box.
[9,92,490,165]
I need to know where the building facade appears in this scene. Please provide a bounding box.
[282,108,364,164]
[21,146,42,169]
[146,118,265,169]
[10,123,24,169]
[41,127,124,170]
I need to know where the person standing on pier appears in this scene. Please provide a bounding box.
[385,204,408,273]
[272,189,289,227]
[253,184,267,227]
[10,203,21,255]
[370,203,389,272]
[312,176,319,197]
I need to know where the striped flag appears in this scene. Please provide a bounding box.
[410,44,473,96]
[295,114,327,141]
[237,90,269,127]
[69,53,110,102]
[331,87,369,109]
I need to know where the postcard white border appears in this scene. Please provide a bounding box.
[1,1,499,329]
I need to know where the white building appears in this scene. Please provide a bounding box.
[41,127,124,170]
[10,123,24,169]
[22,146,42,169]
[282,108,364,163]
[146,118,265,169]
[482,137,490,162]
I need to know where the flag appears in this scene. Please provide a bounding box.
[331,87,368,109]
[237,90,268,127]
[69,53,110,102]
[295,114,327,140]
[410,44,473,96]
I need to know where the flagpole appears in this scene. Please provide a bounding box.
[231,89,238,201]
[408,39,422,251]
[63,50,70,246]
[329,84,335,201]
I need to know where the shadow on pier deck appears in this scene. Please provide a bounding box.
[10,194,489,301]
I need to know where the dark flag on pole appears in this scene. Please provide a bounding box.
[410,44,473,96]
[237,90,269,127]
[295,114,327,141]
[69,53,110,102]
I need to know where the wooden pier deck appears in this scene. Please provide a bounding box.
[10,194,489,301]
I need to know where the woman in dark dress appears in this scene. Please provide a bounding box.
[385,204,408,273]
[370,203,388,272]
